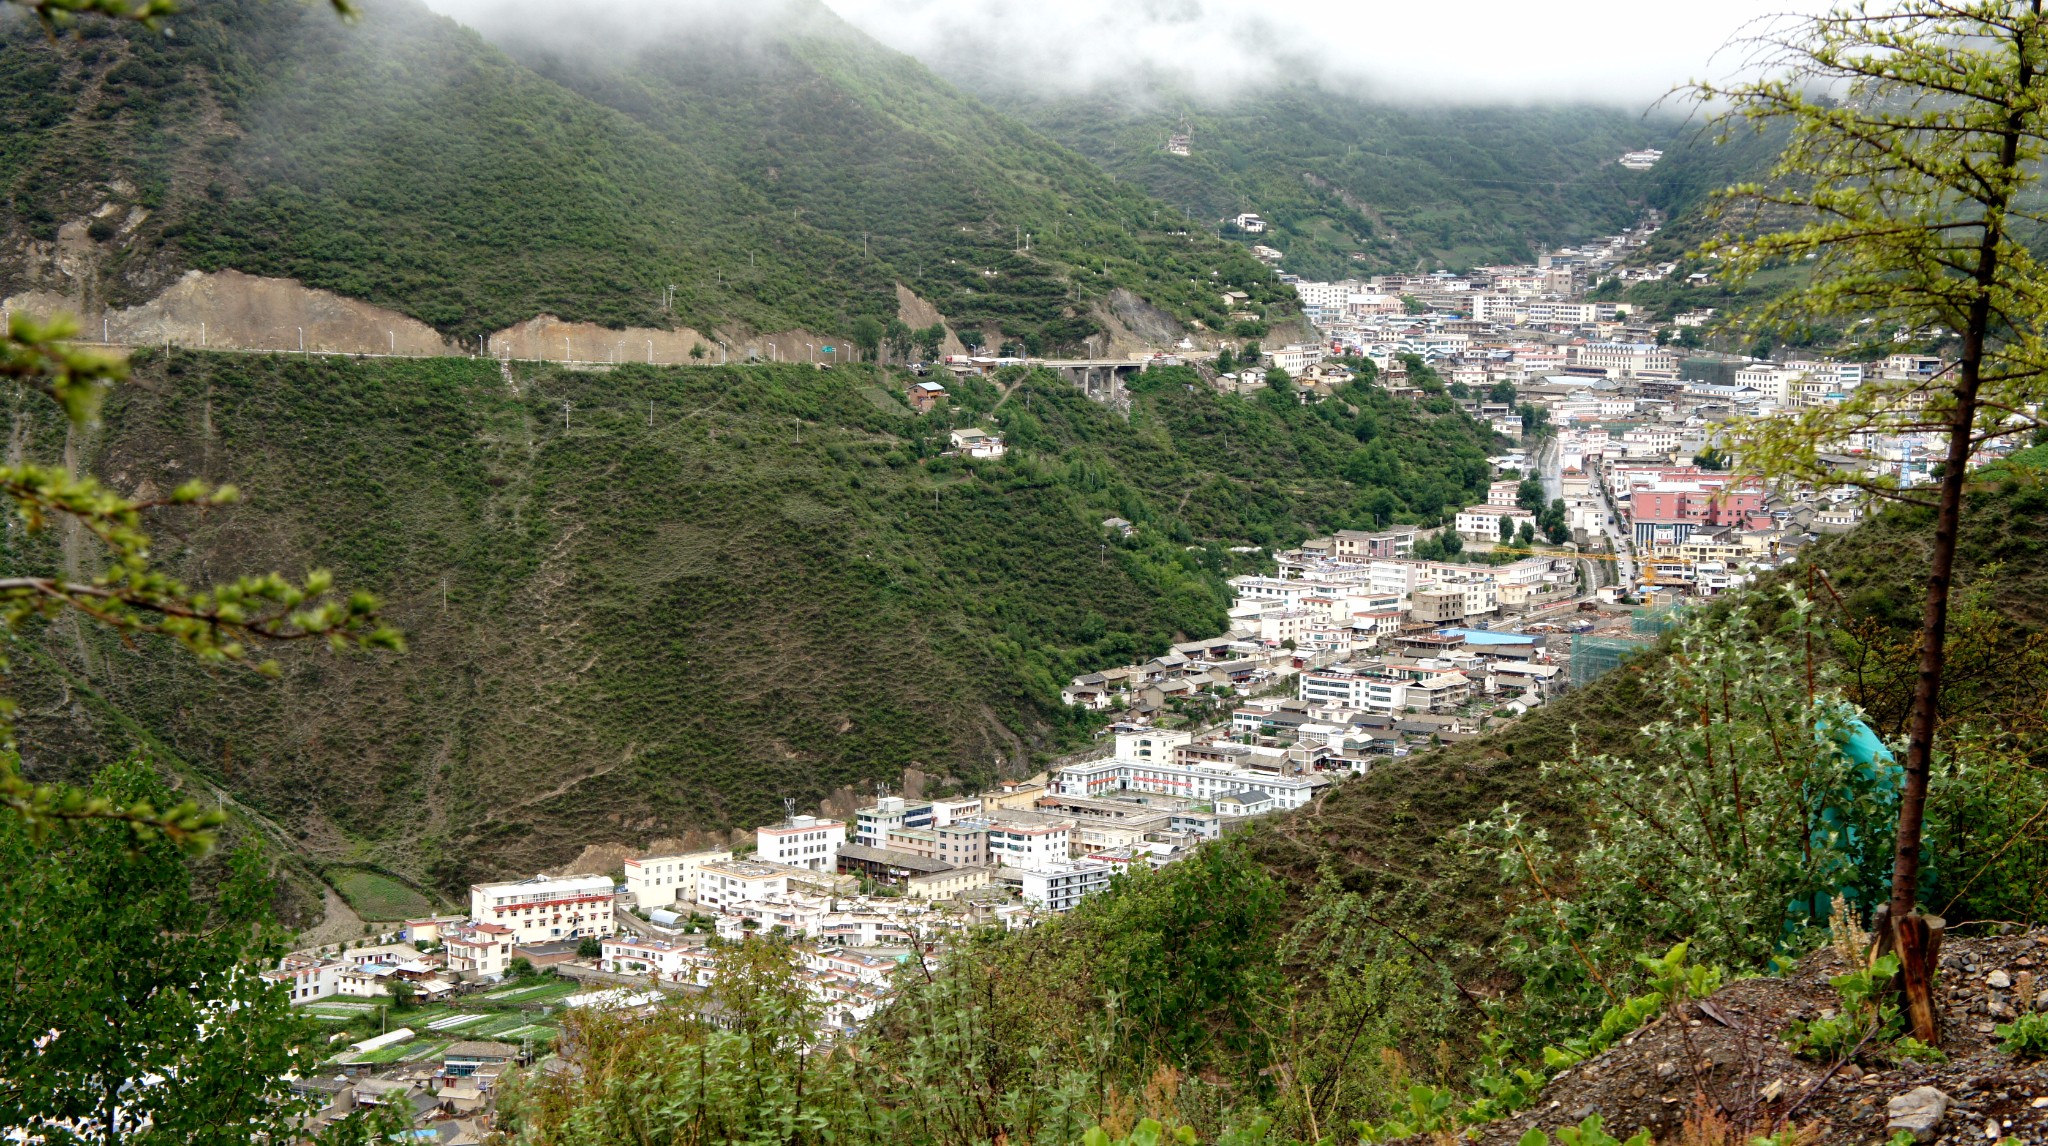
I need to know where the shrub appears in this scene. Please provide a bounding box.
[1997,1012,2048,1060]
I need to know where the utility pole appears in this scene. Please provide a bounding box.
[562,401,573,432]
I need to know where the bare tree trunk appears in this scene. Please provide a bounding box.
[1886,15,2035,1043]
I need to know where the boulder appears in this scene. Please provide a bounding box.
[1887,1086,1952,1143]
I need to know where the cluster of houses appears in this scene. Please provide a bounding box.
[268,773,1263,1060]
[1064,523,1577,727]
[1254,214,1995,600]
[291,1040,521,1144]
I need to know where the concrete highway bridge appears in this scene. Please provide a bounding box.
[1033,358,1153,403]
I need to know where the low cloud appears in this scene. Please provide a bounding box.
[819,0,1822,107]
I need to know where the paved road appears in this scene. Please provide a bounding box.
[1587,472,1637,588]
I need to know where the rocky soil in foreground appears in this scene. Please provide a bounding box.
[1469,929,2048,1145]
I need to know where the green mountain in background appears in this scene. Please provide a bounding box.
[10,355,1497,889]
[0,0,1290,347]
[966,83,1681,278]
[485,0,1296,350]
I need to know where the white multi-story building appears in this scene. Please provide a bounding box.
[854,798,932,847]
[1016,860,1114,912]
[1569,342,1674,378]
[1256,608,1315,646]
[1455,505,1537,543]
[1054,754,1324,809]
[265,954,339,1004]
[623,849,731,909]
[469,874,615,945]
[985,819,1071,868]
[756,815,845,871]
[695,860,797,909]
[1116,726,1193,763]
[1734,363,1800,405]
[444,922,516,981]
[1269,344,1326,374]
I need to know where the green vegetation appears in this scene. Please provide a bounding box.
[497,476,2048,1146]
[0,756,400,1144]
[498,2,1294,350]
[0,0,1288,348]
[328,867,436,921]
[11,352,1495,887]
[988,84,1685,278]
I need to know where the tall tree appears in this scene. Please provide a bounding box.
[850,317,884,363]
[0,757,402,1144]
[1698,0,2048,1040]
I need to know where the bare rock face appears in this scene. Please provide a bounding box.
[1094,288,1185,354]
[1886,1086,1952,1143]
[5,268,457,356]
[894,284,964,356]
[486,313,716,366]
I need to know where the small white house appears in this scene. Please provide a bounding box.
[1232,213,1267,233]
[950,428,1006,459]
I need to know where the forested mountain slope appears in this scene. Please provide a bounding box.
[973,84,1678,278]
[956,79,1790,281]
[8,356,1496,890]
[0,0,1287,348]
[478,0,1293,352]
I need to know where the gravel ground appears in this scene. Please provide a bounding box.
[1462,930,2048,1146]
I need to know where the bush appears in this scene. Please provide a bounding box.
[1998,1012,2048,1060]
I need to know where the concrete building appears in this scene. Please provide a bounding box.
[623,849,731,909]
[469,874,615,945]
[756,815,845,872]
[444,922,516,981]
[906,867,993,900]
[601,936,706,985]
[986,819,1072,868]
[855,798,932,847]
[1014,861,1113,912]
[695,860,798,909]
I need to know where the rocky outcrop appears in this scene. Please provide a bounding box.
[487,314,716,366]
[5,268,456,356]
[894,283,965,356]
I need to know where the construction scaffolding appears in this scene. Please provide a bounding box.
[1632,605,1689,638]
[1571,634,1651,687]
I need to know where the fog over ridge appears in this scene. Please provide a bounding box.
[410,0,1830,109]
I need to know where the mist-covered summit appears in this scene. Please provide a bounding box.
[0,0,1291,348]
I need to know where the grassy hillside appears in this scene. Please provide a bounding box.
[0,0,1286,347]
[974,84,1684,279]
[8,354,1496,889]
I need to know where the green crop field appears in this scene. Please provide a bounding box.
[329,870,437,921]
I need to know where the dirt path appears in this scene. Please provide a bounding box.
[294,883,368,949]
